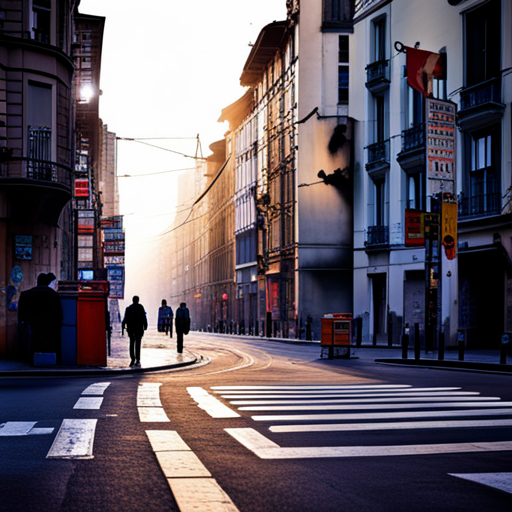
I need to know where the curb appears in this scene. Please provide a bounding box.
[0,355,199,378]
[375,358,512,375]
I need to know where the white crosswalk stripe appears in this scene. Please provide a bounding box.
[210,384,512,468]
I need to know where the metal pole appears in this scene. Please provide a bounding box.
[414,322,421,360]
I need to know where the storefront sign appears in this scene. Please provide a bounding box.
[426,98,456,196]
[405,209,424,247]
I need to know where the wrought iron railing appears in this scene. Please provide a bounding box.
[366,225,389,247]
[401,124,425,153]
[458,192,501,218]
[365,59,389,84]
[366,140,389,168]
[460,77,502,111]
[0,157,72,189]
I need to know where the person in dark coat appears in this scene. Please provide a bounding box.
[122,295,148,366]
[17,272,63,364]
[157,299,173,336]
[175,302,190,354]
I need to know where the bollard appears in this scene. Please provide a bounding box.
[414,323,421,360]
[402,324,410,359]
[500,332,510,365]
[438,331,445,361]
[458,329,465,361]
[356,317,362,347]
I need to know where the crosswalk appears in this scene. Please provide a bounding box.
[203,384,512,466]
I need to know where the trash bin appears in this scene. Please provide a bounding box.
[59,281,109,366]
[321,313,352,358]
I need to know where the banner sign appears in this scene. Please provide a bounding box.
[426,98,456,197]
[442,200,457,260]
[405,209,424,247]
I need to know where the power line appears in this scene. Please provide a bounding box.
[116,137,206,160]
[118,167,195,177]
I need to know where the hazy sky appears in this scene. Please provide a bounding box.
[79,1,287,310]
[80,0,287,234]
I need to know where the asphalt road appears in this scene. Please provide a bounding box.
[1,333,511,511]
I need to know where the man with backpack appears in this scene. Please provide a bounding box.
[175,302,190,354]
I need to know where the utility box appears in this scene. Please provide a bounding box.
[321,313,352,358]
[59,281,109,366]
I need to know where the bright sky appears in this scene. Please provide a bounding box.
[80,0,287,233]
[79,0,287,311]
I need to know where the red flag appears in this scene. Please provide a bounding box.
[406,47,444,97]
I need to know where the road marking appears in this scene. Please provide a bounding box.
[167,478,240,512]
[147,430,191,451]
[0,422,54,436]
[225,428,512,459]
[449,473,512,495]
[224,390,479,400]
[138,383,169,422]
[269,418,512,433]
[217,387,464,396]
[240,401,512,412]
[147,430,240,511]
[73,397,104,410]
[212,385,412,391]
[232,396,497,406]
[251,408,512,422]
[82,382,111,395]
[187,387,239,418]
[46,419,97,459]
[138,407,170,422]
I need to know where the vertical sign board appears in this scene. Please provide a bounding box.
[441,200,458,260]
[426,98,456,197]
[405,209,425,247]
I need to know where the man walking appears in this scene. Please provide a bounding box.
[175,302,190,354]
[122,296,148,366]
[157,299,173,336]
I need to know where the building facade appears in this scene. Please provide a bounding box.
[158,0,355,339]
[350,0,511,348]
[0,1,107,358]
[0,0,78,357]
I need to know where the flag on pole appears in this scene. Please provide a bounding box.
[406,47,444,97]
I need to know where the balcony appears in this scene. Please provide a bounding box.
[365,60,390,94]
[0,156,72,224]
[365,225,389,249]
[365,140,389,177]
[397,124,426,172]
[458,192,501,219]
[457,77,505,132]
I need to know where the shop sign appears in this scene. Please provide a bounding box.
[404,209,424,247]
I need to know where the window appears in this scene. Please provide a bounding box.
[407,173,423,210]
[32,0,51,43]
[373,178,386,226]
[407,86,423,128]
[338,36,349,104]
[465,0,501,86]
[462,126,500,217]
[375,95,385,142]
[323,1,354,25]
[373,17,386,62]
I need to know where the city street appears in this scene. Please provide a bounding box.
[1,332,511,511]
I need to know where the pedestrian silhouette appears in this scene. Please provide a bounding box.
[157,299,173,336]
[122,295,148,367]
[17,272,63,364]
[175,302,190,354]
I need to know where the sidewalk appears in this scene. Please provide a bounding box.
[0,327,198,377]
[0,329,510,376]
